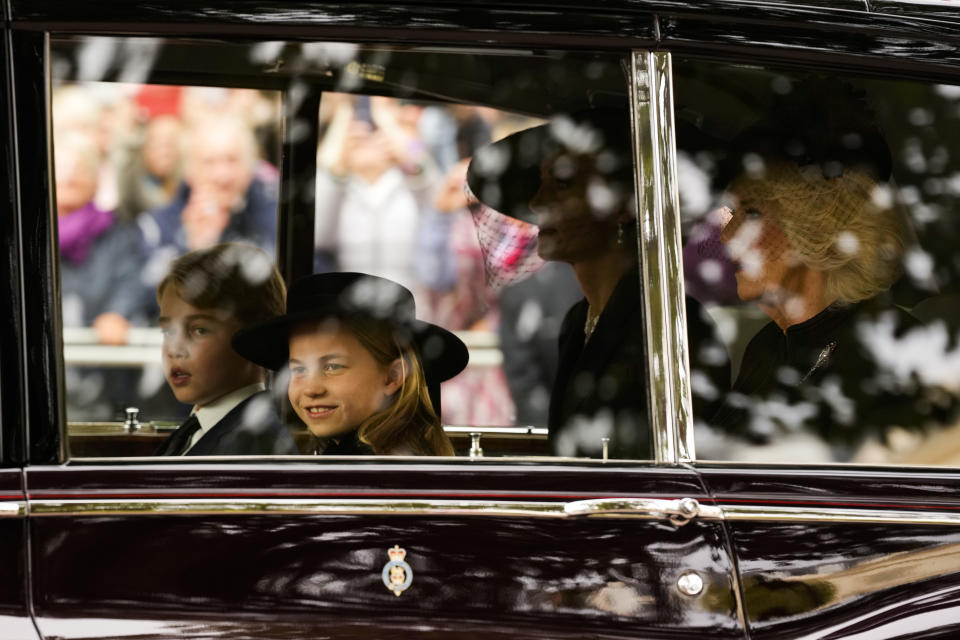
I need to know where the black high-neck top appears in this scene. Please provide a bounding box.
[312,430,376,456]
[711,297,934,448]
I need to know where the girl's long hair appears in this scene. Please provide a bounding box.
[348,316,454,456]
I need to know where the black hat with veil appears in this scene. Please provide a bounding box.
[464,107,635,289]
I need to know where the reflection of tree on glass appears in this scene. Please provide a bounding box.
[233,273,468,455]
[707,81,956,456]
[468,109,730,459]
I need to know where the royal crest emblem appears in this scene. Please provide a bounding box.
[381,545,413,596]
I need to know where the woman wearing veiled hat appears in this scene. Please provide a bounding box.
[711,155,929,452]
[709,79,953,454]
[467,109,730,459]
[233,272,468,456]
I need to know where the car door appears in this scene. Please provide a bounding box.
[664,11,960,639]
[2,5,42,638]
[0,468,33,640]
[27,464,742,639]
[11,5,748,639]
[701,466,960,639]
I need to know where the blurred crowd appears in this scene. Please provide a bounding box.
[54,83,280,337]
[54,82,579,426]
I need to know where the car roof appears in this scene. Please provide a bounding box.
[6,0,959,36]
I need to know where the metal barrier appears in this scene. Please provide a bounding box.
[62,327,505,368]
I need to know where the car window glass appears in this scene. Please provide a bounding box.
[674,60,960,464]
[48,38,671,461]
[52,75,282,448]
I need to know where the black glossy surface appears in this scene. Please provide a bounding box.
[0,468,22,494]
[48,38,629,119]
[9,1,659,48]
[0,520,26,615]
[28,465,742,639]
[659,16,960,80]
[700,467,960,638]
[698,465,960,508]
[6,1,960,638]
[871,0,960,33]
[12,31,61,466]
[0,471,33,639]
[27,462,704,495]
[729,523,960,639]
[4,0,869,27]
[33,516,741,638]
[0,24,26,468]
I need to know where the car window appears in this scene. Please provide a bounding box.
[674,59,960,465]
[51,68,283,452]
[49,37,678,462]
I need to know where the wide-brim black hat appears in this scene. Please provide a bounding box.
[466,107,634,225]
[232,273,469,385]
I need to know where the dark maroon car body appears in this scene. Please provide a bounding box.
[3,1,960,638]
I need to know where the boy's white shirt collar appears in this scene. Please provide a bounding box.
[187,382,266,448]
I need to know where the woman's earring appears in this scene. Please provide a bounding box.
[617,224,625,247]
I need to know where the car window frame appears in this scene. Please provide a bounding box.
[36,34,685,466]
[660,49,960,469]
[13,1,960,470]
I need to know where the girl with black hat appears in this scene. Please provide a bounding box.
[232,272,468,456]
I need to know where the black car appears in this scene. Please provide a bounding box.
[2,1,960,638]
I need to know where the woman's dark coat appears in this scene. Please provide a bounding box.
[548,269,730,459]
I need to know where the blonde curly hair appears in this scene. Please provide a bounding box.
[729,158,906,304]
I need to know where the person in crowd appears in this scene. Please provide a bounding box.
[426,157,516,426]
[57,130,146,421]
[313,95,437,308]
[139,114,278,287]
[53,85,128,213]
[115,114,184,221]
[56,131,144,345]
[231,272,469,456]
[426,158,493,328]
[467,108,731,459]
[154,243,300,456]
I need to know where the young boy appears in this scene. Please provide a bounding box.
[154,243,299,456]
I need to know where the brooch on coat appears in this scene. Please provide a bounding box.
[801,341,838,383]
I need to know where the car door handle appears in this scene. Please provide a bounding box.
[564,497,723,526]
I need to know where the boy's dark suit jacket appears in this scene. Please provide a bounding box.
[156,391,300,456]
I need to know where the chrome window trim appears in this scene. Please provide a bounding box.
[30,498,569,518]
[0,501,27,517]
[25,497,960,526]
[722,505,960,526]
[30,497,710,521]
[632,50,693,465]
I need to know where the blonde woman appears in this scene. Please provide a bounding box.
[712,153,932,450]
[232,272,466,455]
[720,158,906,332]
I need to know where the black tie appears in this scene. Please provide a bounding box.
[156,415,202,456]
